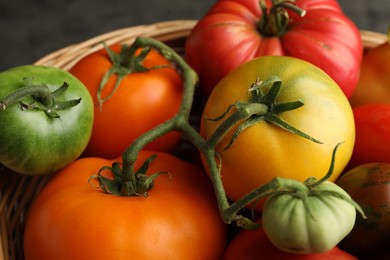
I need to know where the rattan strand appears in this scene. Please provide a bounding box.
[0,19,387,260]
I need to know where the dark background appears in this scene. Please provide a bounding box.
[1,0,389,71]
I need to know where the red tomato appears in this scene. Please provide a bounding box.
[69,44,183,159]
[346,104,390,170]
[24,151,228,259]
[223,225,358,260]
[350,32,390,107]
[337,163,390,258]
[185,0,362,97]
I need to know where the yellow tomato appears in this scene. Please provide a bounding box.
[200,56,355,210]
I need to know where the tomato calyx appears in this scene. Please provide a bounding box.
[204,76,322,150]
[89,154,169,197]
[97,44,172,110]
[258,0,306,37]
[0,77,81,118]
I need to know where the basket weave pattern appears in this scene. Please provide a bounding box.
[0,20,387,260]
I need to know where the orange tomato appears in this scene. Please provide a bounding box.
[24,151,228,259]
[70,44,183,159]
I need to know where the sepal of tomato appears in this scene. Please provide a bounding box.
[69,44,183,159]
[0,65,94,175]
[23,151,228,259]
[185,0,363,97]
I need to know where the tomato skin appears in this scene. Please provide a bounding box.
[350,37,390,107]
[223,225,357,260]
[346,104,390,170]
[200,56,355,210]
[262,181,356,254]
[69,45,183,159]
[24,151,228,259]
[185,0,362,97]
[0,65,94,175]
[336,163,390,258]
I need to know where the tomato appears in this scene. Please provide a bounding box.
[200,56,355,210]
[0,65,93,175]
[346,104,390,170]
[69,44,183,159]
[336,163,390,258]
[24,151,228,259]
[223,225,357,259]
[262,180,357,254]
[185,0,363,97]
[349,31,390,107]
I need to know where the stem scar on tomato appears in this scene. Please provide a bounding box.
[258,0,306,37]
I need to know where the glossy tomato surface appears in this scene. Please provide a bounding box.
[70,45,183,159]
[24,151,228,259]
[200,56,355,210]
[223,225,358,260]
[0,65,94,175]
[185,0,362,97]
[337,163,390,258]
[350,35,390,107]
[346,104,390,170]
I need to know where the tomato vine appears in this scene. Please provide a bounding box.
[92,36,365,229]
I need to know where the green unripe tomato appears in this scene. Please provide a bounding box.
[0,65,94,175]
[262,180,357,254]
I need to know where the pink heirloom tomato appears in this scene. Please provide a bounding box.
[185,0,363,97]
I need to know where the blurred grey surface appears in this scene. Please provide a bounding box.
[1,0,389,71]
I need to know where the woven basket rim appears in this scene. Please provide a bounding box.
[34,19,198,70]
[0,19,388,260]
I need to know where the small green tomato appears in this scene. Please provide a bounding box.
[261,143,366,254]
[262,180,357,254]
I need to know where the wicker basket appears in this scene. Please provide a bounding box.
[0,19,387,260]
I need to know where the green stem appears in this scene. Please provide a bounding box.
[258,0,306,37]
[0,81,81,118]
[120,37,198,195]
[0,84,51,109]
[224,177,306,222]
[205,103,268,150]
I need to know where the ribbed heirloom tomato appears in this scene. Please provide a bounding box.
[185,0,362,97]
[200,56,355,210]
[69,44,183,159]
[24,151,228,259]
